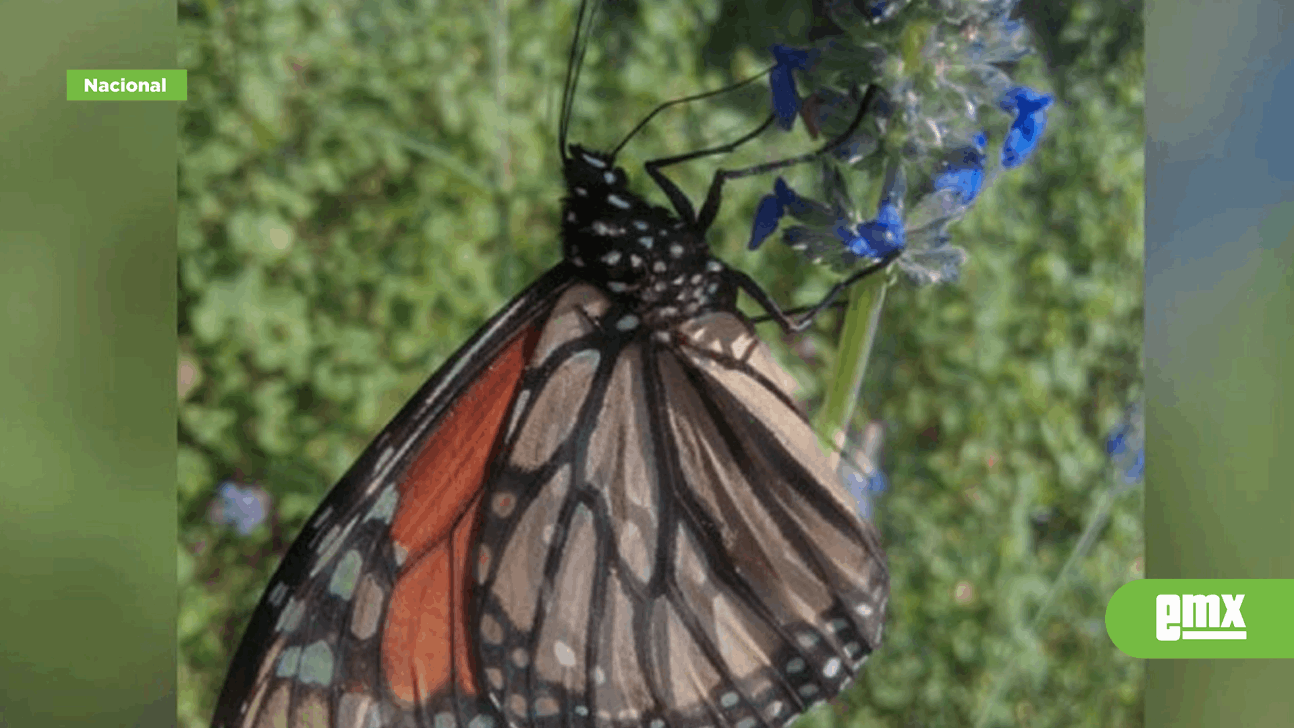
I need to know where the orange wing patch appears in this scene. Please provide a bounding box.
[383,325,541,705]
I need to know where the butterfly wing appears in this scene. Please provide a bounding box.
[472,284,888,728]
[210,266,577,728]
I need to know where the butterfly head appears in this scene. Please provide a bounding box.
[561,144,732,328]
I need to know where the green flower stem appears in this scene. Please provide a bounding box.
[815,272,890,453]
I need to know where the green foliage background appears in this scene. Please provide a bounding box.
[177,0,1144,726]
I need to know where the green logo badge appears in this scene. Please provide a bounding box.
[67,70,187,100]
[1106,579,1294,658]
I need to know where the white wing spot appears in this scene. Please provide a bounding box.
[492,492,517,518]
[535,696,560,717]
[328,549,363,600]
[798,683,820,698]
[574,187,587,196]
[633,220,649,231]
[554,640,577,667]
[638,236,654,249]
[481,614,504,645]
[511,648,530,668]
[276,645,302,677]
[616,315,639,331]
[856,603,874,617]
[582,153,607,168]
[630,254,642,268]
[365,484,398,523]
[298,640,335,686]
[797,631,820,648]
[608,282,627,293]
[608,194,631,209]
[737,718,755,728]
[786,658,806,674]
[314,505,334,528]
[706,260,723,272]
[601,251,622,265]
[720,692,739,708]
[828,618,848,634]
[314,524,341,555]
[823,658,841,678]
[669,243,684,258]
[268,582,288,607]
[506,389,531,439]
[593,666,606,685]
[603,171,616,184]
[476,545,493,583]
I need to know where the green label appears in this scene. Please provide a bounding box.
[1106,579,1294,658]
[67,70,187,100]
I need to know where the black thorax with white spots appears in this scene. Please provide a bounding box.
[562,145,733,330]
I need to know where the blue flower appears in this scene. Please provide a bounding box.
[209,480,271,536]
[844,468,888,520]
[836,200,905,258]
[1106,403,1145,486]
[933,132,988,204]
[864,1,892,20]
[748,177,811,250]
[769,44,819,130]
[999,86,1053,168]
[842,421,888,520]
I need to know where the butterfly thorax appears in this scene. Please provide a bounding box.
[561,144,733,330]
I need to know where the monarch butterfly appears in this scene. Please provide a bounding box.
[211,5,891,728]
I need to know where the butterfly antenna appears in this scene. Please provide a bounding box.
[560,0,602,161]
[611,66,776,159]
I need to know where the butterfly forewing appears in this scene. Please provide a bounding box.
[210,270,575,728]
[472,284,887,728]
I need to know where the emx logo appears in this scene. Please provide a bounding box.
[1156,593,1246,640]
[1106,579,1294,658]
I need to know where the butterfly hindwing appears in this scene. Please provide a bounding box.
[472,283,888,728]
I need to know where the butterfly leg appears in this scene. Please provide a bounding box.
[643,113,779,224]
[728,248,900,333]
[691,84,879,232]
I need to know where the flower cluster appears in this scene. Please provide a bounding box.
[751,0,1053,285]
[208,480,272,536]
